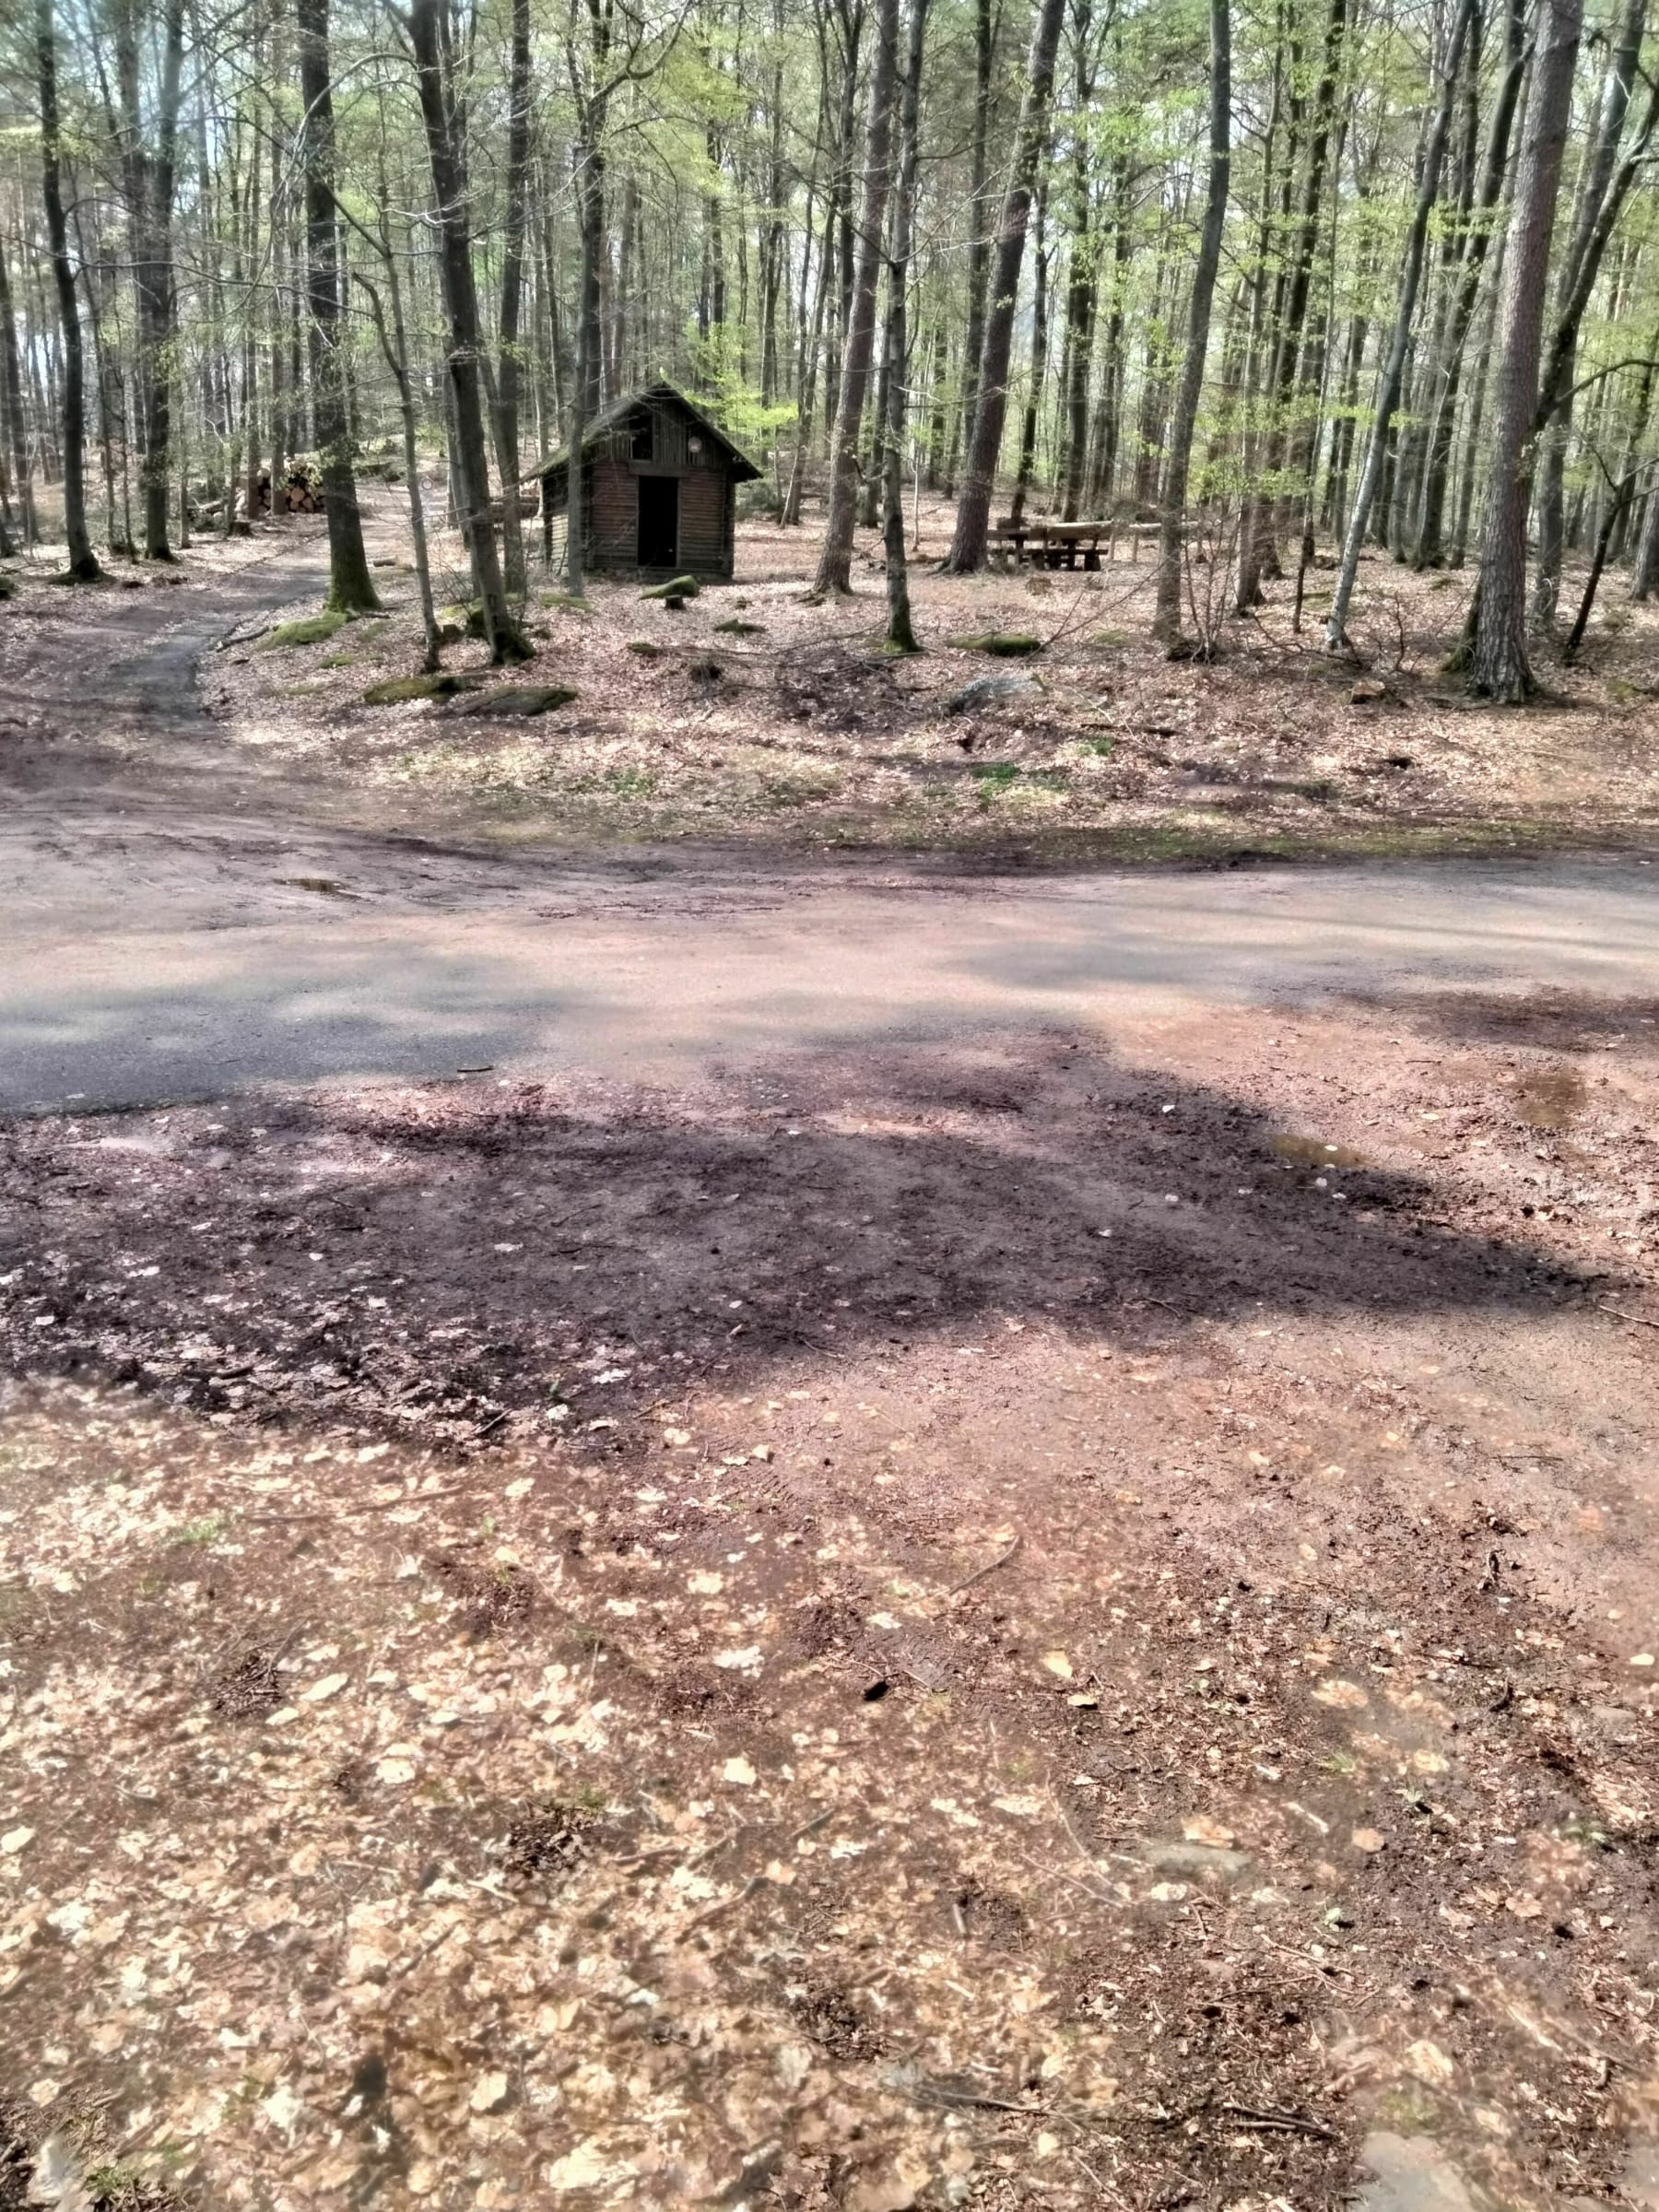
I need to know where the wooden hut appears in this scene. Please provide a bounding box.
[525,383,761,583]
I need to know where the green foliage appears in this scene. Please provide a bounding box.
[971,763,1021,806]
[681,321,795,453]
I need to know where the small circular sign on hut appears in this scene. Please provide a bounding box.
[525,382,761,584]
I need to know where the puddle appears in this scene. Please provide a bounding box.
[1271,1134,1369,1169]
[1512,1065,1584,1131]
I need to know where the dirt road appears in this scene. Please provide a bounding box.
[2,547,1657,2212]
[6,840,1659,1113]
[4,534,1658,1115]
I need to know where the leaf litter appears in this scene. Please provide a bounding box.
[0,974,1657,2206]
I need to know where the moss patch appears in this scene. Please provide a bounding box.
[258,610,348,652]
[947,631,1044,658]
[713,618,765,636]
[362,672,485,707]
[641,575,700,602]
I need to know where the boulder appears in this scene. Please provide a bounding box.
[945,672,1044,714]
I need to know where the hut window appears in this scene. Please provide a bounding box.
[629,408,653,461]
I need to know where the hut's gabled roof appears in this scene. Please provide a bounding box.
[523,382,762,484]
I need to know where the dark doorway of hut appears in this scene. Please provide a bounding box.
[639,477,678,571]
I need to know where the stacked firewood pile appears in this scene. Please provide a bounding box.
[243,460,325,516]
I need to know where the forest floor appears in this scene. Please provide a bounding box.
[4,489,1659,863]
[1,505,1658,2212]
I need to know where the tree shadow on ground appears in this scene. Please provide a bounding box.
[0,1028,1598,1453]
[1345,982,1659,1054]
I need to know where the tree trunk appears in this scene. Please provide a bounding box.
[1563,353,1654,654]
[1154,0,1230,645]
[563,120,606,599]
[1467,0,1583,700]
[36,0,99,579]
[357,261,440,673]
[493,0,532,599]
[1009,182,1051,526]
[1059,0,1099,522]
[1630,479,1659,598]
[1086,157,1133,513]
[812,0,899,597]
[1235,0,1346,608]
[883,0,930,652]
[859,191,898,529]
[297,0,379,612]
[945,0,1068,572]
[1326,0,1476,648]
[1414,0,1524,567]
[924,322,949,489]
[959,0,994,465]
[0,242,38,548]
[118,0,185,559]
[408,0,526,660]
[1528,0,1653,635]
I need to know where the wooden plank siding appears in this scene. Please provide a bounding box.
[677,462,728,576]
[589,458,638,568]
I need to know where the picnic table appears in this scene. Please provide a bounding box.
[989,515,1180,568]
[990,517,1111,569]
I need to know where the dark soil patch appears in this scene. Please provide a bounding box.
[500,1796,598,1884]
[209,1642,285,1719]
[430,1550,538,1639]
[787,1975,887,2062]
